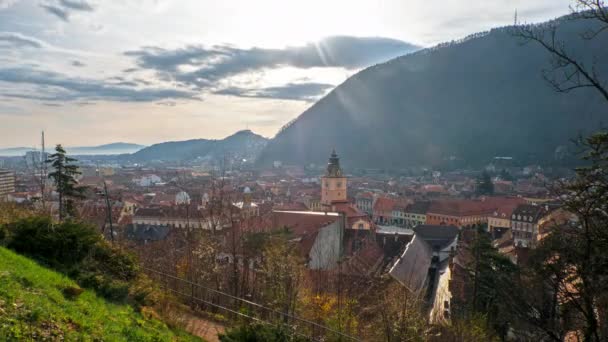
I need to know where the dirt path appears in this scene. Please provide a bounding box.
[183,313,225,342]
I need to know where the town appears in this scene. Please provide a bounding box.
[1,0,607,340]
[0,145,579,339]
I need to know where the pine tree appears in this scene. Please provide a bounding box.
[476,171,494,195]
[47,144,84,220]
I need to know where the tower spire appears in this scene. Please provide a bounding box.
[326,149,342,177]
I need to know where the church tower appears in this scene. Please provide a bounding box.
[321,149,347,207]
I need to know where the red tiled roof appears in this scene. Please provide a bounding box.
[271,211,339,237]
[428,197,525,217]
[356,192,374,200]
[332,202,367,218]
[373,197,396,212]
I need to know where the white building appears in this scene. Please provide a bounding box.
[133,174,162,187]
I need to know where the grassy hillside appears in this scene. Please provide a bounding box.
[0,247,201,341]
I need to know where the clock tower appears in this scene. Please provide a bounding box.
[321,149,347,207]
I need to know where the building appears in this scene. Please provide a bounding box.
[388,224,459,293]
[426,199,491,227]
[391,201,410,227]
[487,201,522,238]
[133,174,162,187]
[233,187,260,218]
[373,197,395,225]
[427,197,525,228]
[404,201,430,227]
[0,169,15,200]
[321,150,347,207]
[355,192,374,215]
[511,204,547,247]
[413,225,459,263]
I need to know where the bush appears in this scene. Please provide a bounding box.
[130,276,163,308]
[0,225,6,245]
[219,323,307,342]
[89,243,140,281]
[7,217,100,268]
[4,217,142,303]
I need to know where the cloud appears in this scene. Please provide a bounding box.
[0,0,19,9]
[71,60,85,67]
[215,82,334,102]
[40,0,94,21]
[0,32,44,48]
[0,66,198,102]
[58,0,93,11]
[40,4,69,21]
[126,36,420,89]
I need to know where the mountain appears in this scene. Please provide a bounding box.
[257,15,608,169]
[0,147,36,156]
[130,130,268,164]
[0,143,145,157]
[67,143,145,155]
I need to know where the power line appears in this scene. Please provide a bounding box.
[144,267,361,341]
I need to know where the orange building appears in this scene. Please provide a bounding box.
[426,197,525,227]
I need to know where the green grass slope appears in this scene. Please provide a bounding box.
[0,247,201,341]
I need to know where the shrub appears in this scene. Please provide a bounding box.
[130,276,162,308]
[5,217,142,303]
[7,217,100,268]
[219,323,307,342]
[89,243,140,281]
[0,225,6,244]
[62,286,85,299]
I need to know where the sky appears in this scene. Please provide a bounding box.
[0,0,573,148]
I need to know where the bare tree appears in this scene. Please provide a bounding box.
[514,0,608,102]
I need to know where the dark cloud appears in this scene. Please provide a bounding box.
[126,36,420,89]
[40,0,94,22]
[0,32,43,48]
[215,82,334,102]
[58,0,93,11]
[0,66,197,102]
[71,60,85,67]
[40,4,69,21]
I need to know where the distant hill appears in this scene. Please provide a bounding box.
[0,143,145,157]
[0,247,199,340]
[130,130,268,164]
[0,147,36,156]
[68,143,145,155]
[257,14,608,169]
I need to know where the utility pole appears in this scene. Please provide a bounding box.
[39,131,48,210]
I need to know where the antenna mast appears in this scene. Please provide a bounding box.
[39,131,48,210]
